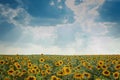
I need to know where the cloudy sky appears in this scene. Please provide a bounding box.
[0,0,120,55]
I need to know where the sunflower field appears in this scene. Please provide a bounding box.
[0,55,120,80]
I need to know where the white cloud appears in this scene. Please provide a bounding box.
[22,26,57,40]
[57,0,61,3]
[0,0,120,55]
[65,0,105,22]
[63,0,120,55]
[85,36,120,54]
[65,0,108,35]
[58,5,63,9]
[50,1,55,6]
[0,4,31,27]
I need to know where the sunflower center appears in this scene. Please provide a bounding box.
[105,71,109,74]
[84,74,88,77]
[114,74,118,77]
[29,77,34,80]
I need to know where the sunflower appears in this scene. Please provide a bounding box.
[74,66,81,71]
[36,68,40,74]
[58,60,63,65]
[31,68,37,74]
[21,61,26,66]
[56,71,64,76]
[19,72,24,77]
[83,72,91,79]
[96,65,101,70]
[15,70,21,76]
[87,65,93,70]
[26,76,36,80]
[55,62,60,66]
[0,60,5,65]
[114,64,120,70]
[112,60,118,64]
[44,64,50,69]
[4,77,10,80]
[45,69,51,74]
[39,58,45,63]
[14,62,19,66]
[57,78,61,80]
[15,56,20,60]
[22,69,27,74]
[82,61,88,67]
[27,60,31,63]
[16,64,21,69]
[9,65,14,69]
[41,73,46,76]
[102,70,110,77]
[10,59,15,63]
[113,71,119,79]
[51,75,59,80]
[73,73,83,79]
[41,70,46,76]
[7,68,15,76]
[5,61,9,64]
[101,65,108,70]
[41,70,46,75]
[27,63,32,69]
[98,60,104,66]
[76,66,81,70]
[33,65,38,69]
[27,69,32,74]
[62,66,71,75]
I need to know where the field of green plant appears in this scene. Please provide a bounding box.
[0,55,120,80]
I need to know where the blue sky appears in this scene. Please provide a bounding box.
[0,0,120,55]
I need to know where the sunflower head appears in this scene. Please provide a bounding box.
[33,65,38,69]
[62,66,71,75]
[55,62,60,66]
[102,70,110,77]
[58,60,63,65]
[113,71,119,79]
[51,75,60,80]
[39,58,45,63]
[83,72,91,79]
[98,60,104,66]
[16,64,21,69]
[7,68,15,76]
[27,63,32,69]
[44,64,50,69]
[96,65,101,70]
[0,60,5,65]
[4,77,10,80]
[26,76,36,80]
[73,73,84,79]
[56,71,64,76]
[114,64,120,70]
[31,68,37,74]
[112,60,118,64]
[45,69,51,74]
[101,65,108,70]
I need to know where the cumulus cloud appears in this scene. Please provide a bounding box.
[22,26,57,40]
[85,37,120,54]
[65,0,109,35]
[0,4,31,27]
[65,0,105,21]
[50,1,55,6]
[0,0,120,55]
[64,0,120,54]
